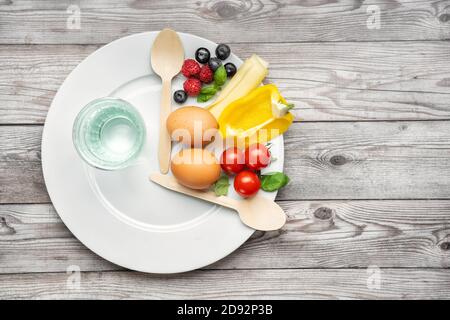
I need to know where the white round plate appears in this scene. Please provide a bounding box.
[42,31,284,273]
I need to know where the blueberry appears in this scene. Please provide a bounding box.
[208,57,222,72]
[215,44,231,60]
[224,63,237,77]
[173,90,188,104]
[195,47,210,64]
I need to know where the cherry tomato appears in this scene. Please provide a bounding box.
[220,147,245,175]
[245,143,271,170]
[234,170,261,197]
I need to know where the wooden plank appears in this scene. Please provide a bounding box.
[0,269,449,299]
[0,125,50,203]
[280,120,450,200]
[0,161,49,203]
[1,200,449,273]
[0,0,449,44]
[2,121,450,203]
[1,41,450,124]
[0,45,96,124]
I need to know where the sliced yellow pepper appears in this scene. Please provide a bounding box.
[208,54,268,119]
[218,84,294,146]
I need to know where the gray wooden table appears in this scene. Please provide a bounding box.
[1,0,450,299]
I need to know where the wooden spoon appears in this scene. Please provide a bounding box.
[149,173,286,231]
[151,29,184,174]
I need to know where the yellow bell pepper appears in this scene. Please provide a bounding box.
[208,54,268,119]
[218,84,294,146]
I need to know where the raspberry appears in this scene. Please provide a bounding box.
[183,78,202,96]
[181,59,201,78]
[198,64,213,83]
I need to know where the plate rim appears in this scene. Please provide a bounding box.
[41,31,284,273]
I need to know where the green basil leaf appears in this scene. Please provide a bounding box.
[200,84,218,95]
[260,172,290,192]
[214,65,227,87]
[214,175,230,196]
[197,92,215,103]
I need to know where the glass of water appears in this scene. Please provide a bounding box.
[73,97,146,170]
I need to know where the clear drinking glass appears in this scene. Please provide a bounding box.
[72,97,146,170]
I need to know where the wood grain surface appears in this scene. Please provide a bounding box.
[1,200,449,273]
[2,122,450,203]
[1,0,449,300]
[2,41,450,124]
[0,269,449,299]
[0,0,449,44]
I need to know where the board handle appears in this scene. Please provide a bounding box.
[158,80,172,174]
[149,173,239,210]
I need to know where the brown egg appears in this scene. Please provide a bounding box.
[166,106,218,147]
[171,148,221,190]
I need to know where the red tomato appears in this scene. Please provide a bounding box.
[245,143,271,170]
[234,170,261,197]
[220,147,245,175]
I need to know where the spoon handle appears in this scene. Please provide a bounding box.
[149,173,239,209]
[158,79,172,174]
